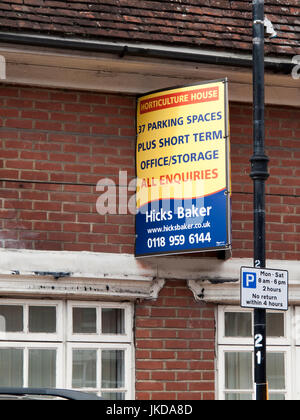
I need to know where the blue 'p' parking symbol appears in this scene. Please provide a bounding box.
[243,272,257,289]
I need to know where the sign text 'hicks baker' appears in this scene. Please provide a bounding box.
[145,205,212,223]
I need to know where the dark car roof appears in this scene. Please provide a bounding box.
[0,387,102,400]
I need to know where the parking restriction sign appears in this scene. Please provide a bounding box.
[240,267,288,311]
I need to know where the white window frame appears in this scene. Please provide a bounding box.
[67,301,133,343]
[0,299,63,342]
[217,305,291,346]
[66,342,132,398]
[294,348,300,400]
[218,345,253,400]
[293,307,300,345]
[218,344,291,400]
[0,341,64,388]
[217,306,292,400]
[0,298,134,399]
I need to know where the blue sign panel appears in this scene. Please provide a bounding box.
[242,272,257,289]
[135,190,229,256]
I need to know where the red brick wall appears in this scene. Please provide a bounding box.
[0,86,136,253]
[0,84,299,401]
[135,280,215,400]
[0,84,299,259]
[230,104,300,260]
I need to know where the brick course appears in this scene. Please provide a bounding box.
[0,86,136,253]
[230,103,300,260]
[0,85,299,260]
[135,280,215,400]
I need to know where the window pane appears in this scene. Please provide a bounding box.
[225,392,252,400]
[269,393,285,400]
[29,306,56,333]
[102,309,125,334]
[267,352,285,390]
[225,312,252,337]
[225,352,252,390]
[266,313,284,337]
[0,348,23,387]
[73,308,97,334]
[28,349,56,388]
[0,305,23,332]
[102,350,125,389]
[72,349,97,388]
[102,392,125,400]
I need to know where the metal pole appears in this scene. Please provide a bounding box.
[250,0,269,401]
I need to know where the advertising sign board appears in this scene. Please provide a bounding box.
[135,79,231,257]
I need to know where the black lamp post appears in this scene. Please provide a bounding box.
[250,0,269,401]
